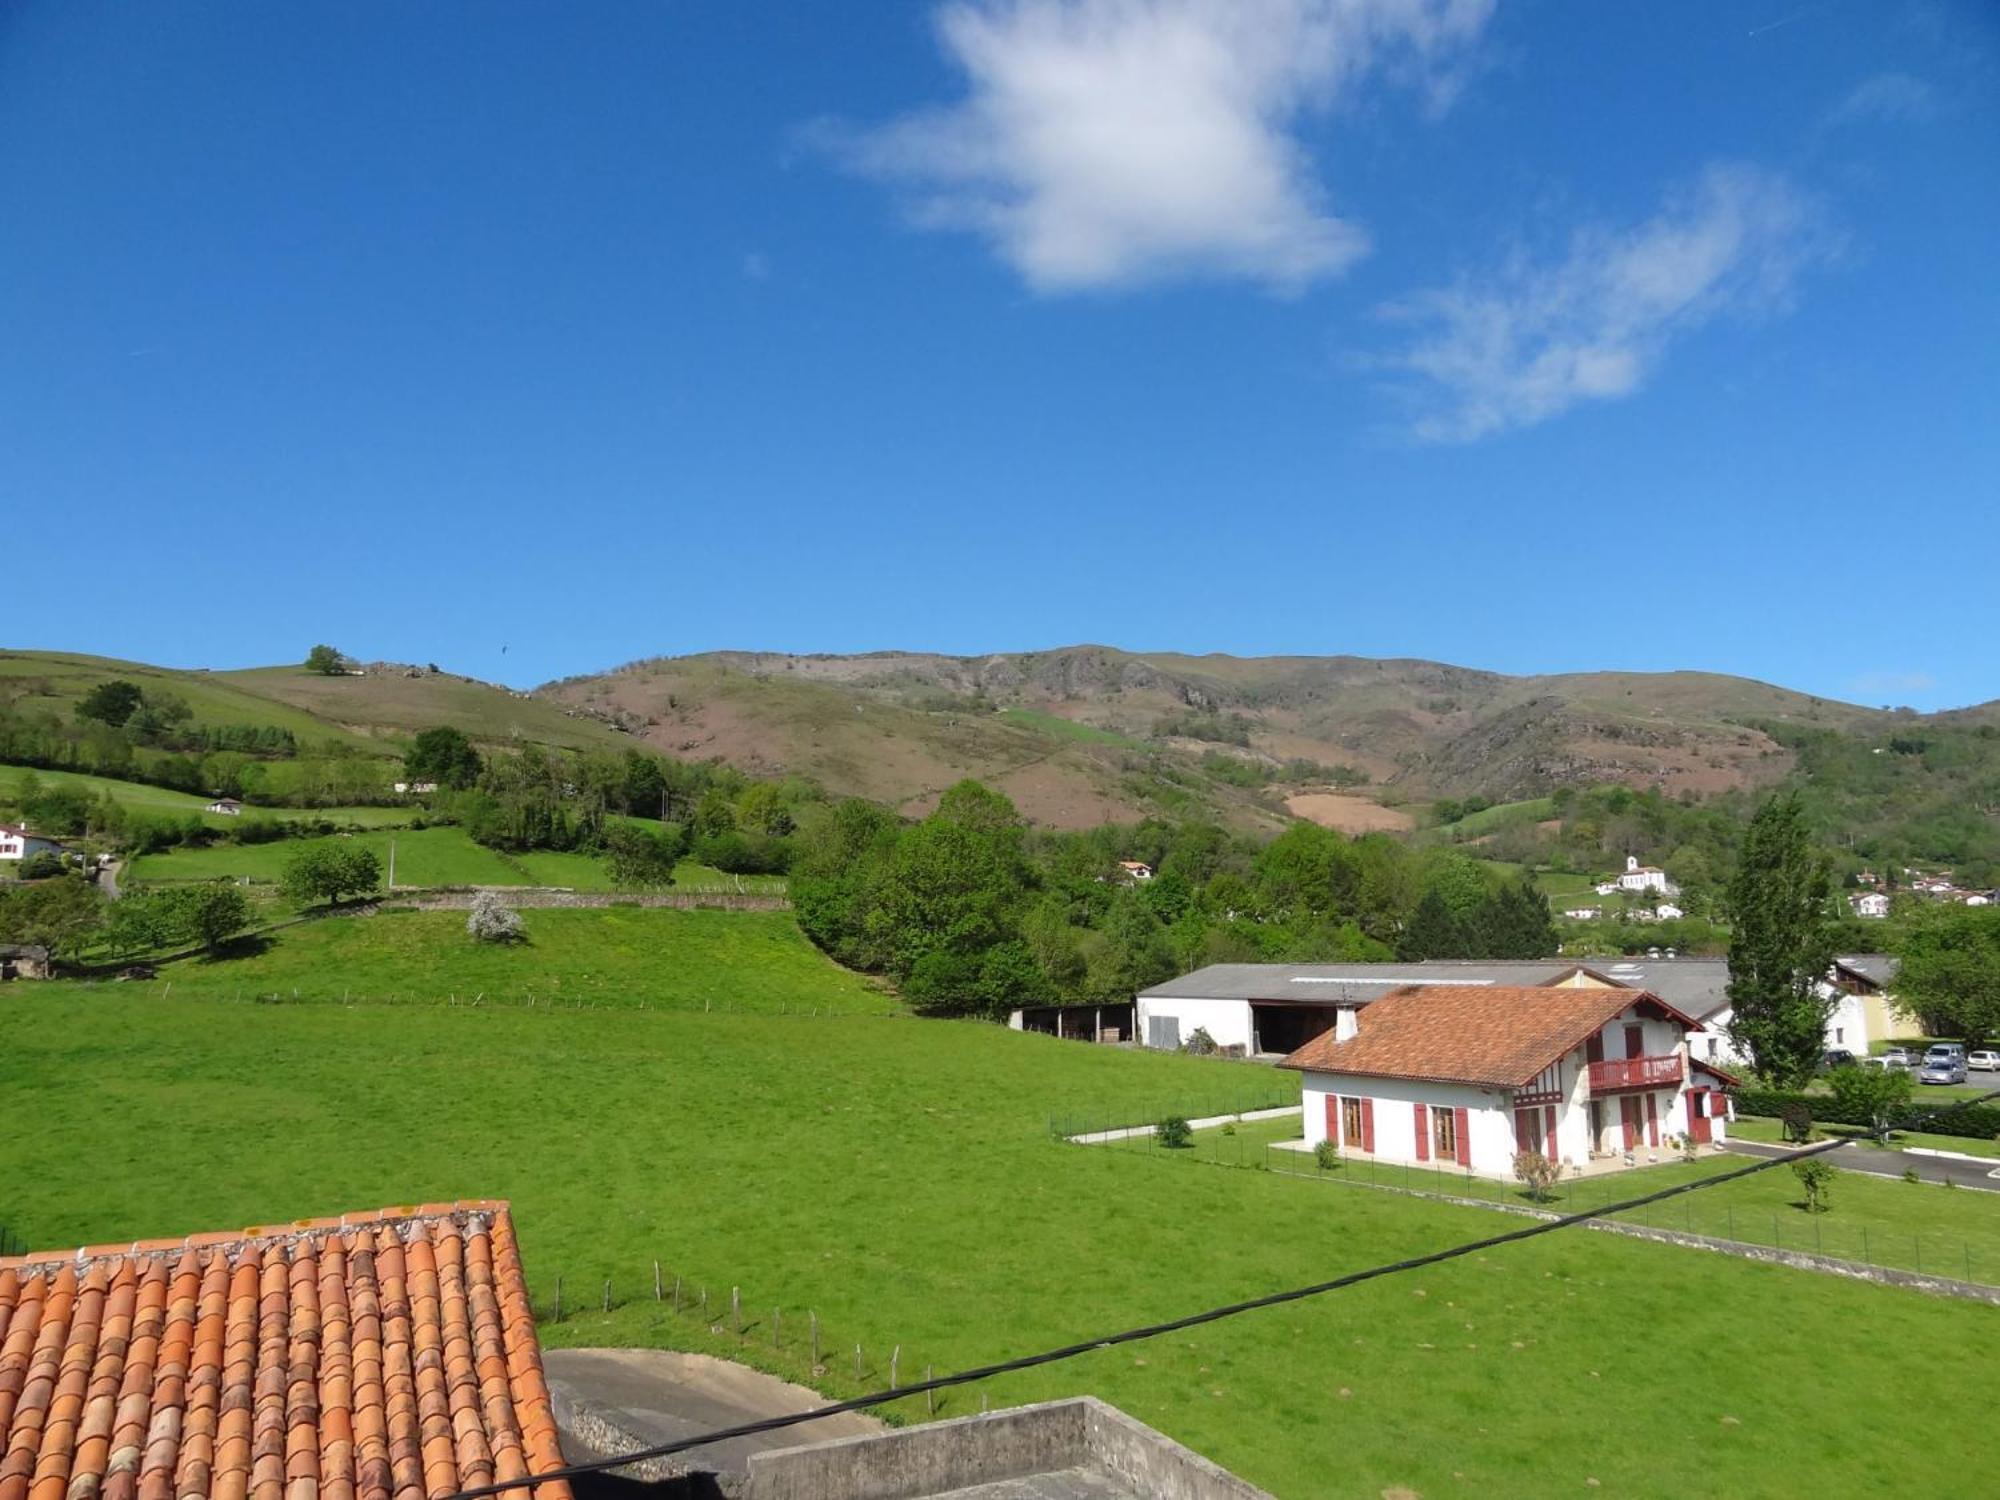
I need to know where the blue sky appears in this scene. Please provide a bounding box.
[3,2,1995,707]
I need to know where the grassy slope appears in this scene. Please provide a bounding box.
[101,908,881,1011]
[3,925,1994,1496]
[126,822,785,894]
[2,765,412,829]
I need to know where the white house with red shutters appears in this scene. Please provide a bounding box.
[1278,984,1732,1178]
[0,825,65,862]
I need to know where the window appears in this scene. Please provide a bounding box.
[1431,1107,1457,1161]
[1342,1097,1364,1146]
[1707,1037,1718,1060]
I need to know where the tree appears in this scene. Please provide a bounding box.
[1511,1150,1563,1204]
[404,727,483,791]
[466,890,524,944]
[1791,1157,1835,1214]
[175,883,252,953]
[1723,794,1837,1086]
[603,822,684,888]
[1893,905,2000,1047]
[75,680,144,727]
[1826,1064,1914,1138]
[305,644,346,675]
[280,843,382,906]
[1399,887,1470,960]
[0,876,104,961]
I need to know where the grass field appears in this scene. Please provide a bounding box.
[1730,1114,2000,1160]
[1427,796,1557,840]
[1102,1115,2000,1284]
[995,707,1144,748]
[4,915,1996,1497]
[97,907,881,1012]
[125,821,786,895]
[2,764,413,830]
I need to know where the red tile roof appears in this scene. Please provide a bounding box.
[0,1201,567,1500]
[1276,984,1700,1089]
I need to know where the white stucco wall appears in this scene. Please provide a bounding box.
[1134,996,1254,1052]
[1300,1073,1523,1177]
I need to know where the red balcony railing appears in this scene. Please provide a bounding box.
[1588,1054,1683,1092]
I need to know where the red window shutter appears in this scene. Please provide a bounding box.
[1414,1103,1430,1161]
[1622,1101,1638,1152]
[1545,1104,1559,1164]
[1645,1092,1660,1147]
[1513,1109,1530,1155]
[1624,1024,1644,1060]
[1454,1107,1471,1168]
[1361,1098,1375,1154]
[1325,1093,1340,1148]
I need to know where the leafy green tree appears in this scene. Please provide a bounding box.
[0,875,103,960]
[404,727,483,790]
[1724,794,1837,1086]
[172,882,253,953]
[75,680,144,727]
[603,822,684,888]
[305,644,346,675]
[1791,1157,1835,1214]
[1826,1064,1914,1137]
[1893,905,2000,1046]
[1479,877,1558,958]
[280,843,382,906]
[1399,887,1470,960]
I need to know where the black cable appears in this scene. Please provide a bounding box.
[450,1085,1999,1500]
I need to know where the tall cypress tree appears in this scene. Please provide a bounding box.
[1400,887,1471,960]
[1724,794,1836,1086]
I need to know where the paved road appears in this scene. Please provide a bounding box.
[1725,1136,2000,1192]
[546,1348,883,1484]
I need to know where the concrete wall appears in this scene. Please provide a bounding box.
[1136,995,1253,1052]
[743,1397,1273,1500]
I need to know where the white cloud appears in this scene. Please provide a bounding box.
[1830,72,1938,125]
[820,0,1495,293]
[1375,164,1833,442]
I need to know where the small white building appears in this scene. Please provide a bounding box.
[1116,860,1153,882]
[0,826,65,861]
[1280,984,1732,1177]
[1563,906,1602,921]
[1615,855,1674,895]
[1652,901,1684,921]
[393,780,440,796]
[1851,891,1891,919]
[205,797,244,816]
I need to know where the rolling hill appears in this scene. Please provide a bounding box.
[537,646,1924,829]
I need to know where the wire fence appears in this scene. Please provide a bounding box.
[0,1224,25,1258]
[1044,1082,1301,1142]
[532,1259,980,1426]
[1069,1108,2000,1290]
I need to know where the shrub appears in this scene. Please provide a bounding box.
[1791,1158,1836,1213]
[1156,1115,1193,1149]
[1780,1102,1814,1145]
[1182,1026,1219,1057]
[1733,1087,2000,1144]
[1511,1151,1563,1203]
[1313,1139,1340,1171]
[15,851,64,881]
[466,890,524,945]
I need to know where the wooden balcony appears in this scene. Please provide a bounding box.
[1587,1054,1683,1093]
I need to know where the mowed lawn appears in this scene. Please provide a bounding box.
[127,823,786,894]
[95,908,886,1013]
[4,979,1994,1495]
[3,765,411,830]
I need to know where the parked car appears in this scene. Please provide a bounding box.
[1919,1057,1968,1085]
[1820,1049,1858,1072]
[1924,1043,1966,1065]
[1967,1049,2000,1072]
[1879,1047,1918,1068]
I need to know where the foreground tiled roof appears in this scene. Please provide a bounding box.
[1277,985,1698,1088]
[0,1202,567,1500]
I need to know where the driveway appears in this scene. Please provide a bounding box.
[1724,1136,2000,1192]
[545,1348,883,1484]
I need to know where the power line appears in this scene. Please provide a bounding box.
[445,1086,2000,1500]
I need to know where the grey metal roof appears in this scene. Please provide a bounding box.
[1835,953,1899,988]
[1140,956,1740,1020]
[1139,960,1583,1007]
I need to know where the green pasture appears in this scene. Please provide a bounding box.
[3,924,1993,1496]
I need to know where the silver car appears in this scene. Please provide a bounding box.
[1919,1057,1968,1085]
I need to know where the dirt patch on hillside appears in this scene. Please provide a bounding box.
[1284,794,1416,834]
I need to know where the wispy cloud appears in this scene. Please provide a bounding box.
[814,0,1495,294]
[1373,164,1835,442]
[1829,71,1938,126]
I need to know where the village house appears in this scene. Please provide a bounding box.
[1280,984,1733,1177]
[0,943,52,980]
[1613,854,1675,895]
[1852,890,1892,919]
[204,795,244,815]
[0,824,63,861]
[394,779,440,795]
[1562,905,1602,921]
[1116,859,1154,882]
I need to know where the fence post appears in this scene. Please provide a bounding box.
[891,1346,900,1391]
[1915,1236,1922,1275]
[773,1309,781,1349]
[602,1279,612,1313]
[1860,1226,1868,1265]
[673,1276,682,1314]
[926,1366,935,1417]
[553,1277,563,1323]
[732,1287,741,1336]
[855,1344,863,1381]
[654,1261,663,1301]
[811,1312,820,1370]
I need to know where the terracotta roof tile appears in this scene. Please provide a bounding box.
[1278,984,1700,1089]
[0,1210,562,1500]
